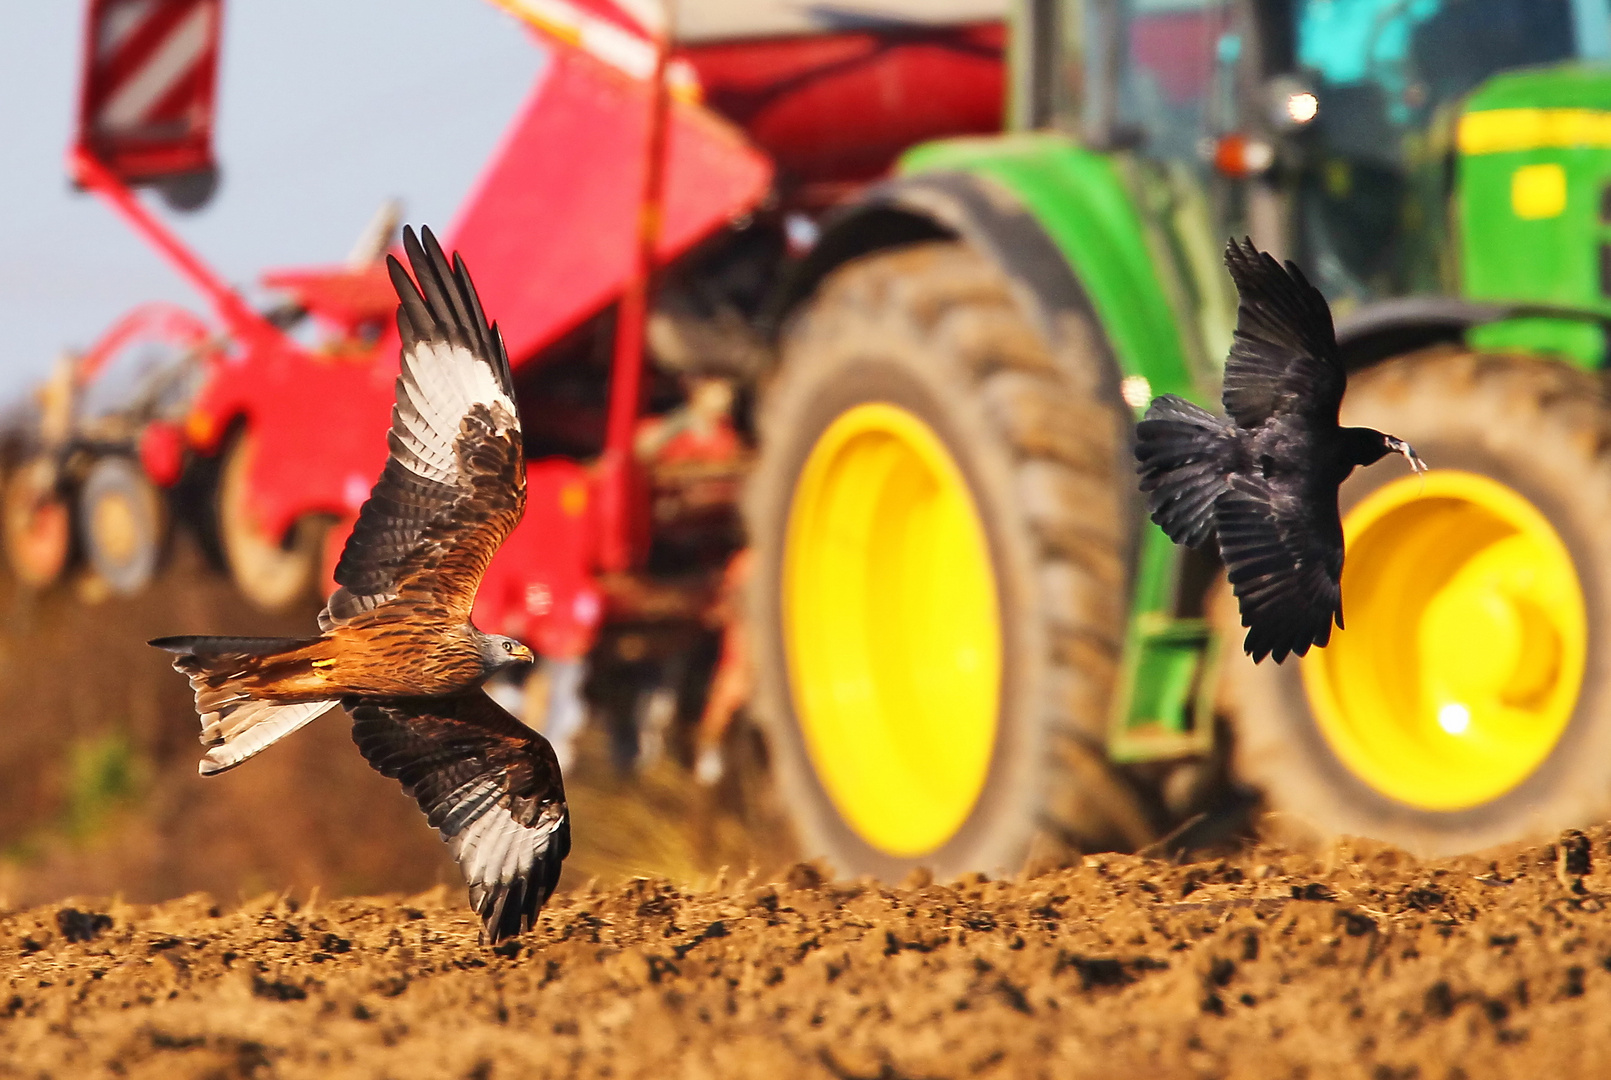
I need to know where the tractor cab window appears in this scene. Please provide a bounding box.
[1293,0,1596,298]
[1113,0,1237,165]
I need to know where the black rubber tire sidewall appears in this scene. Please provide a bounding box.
[216,430,321,612]
[2,459,72,589]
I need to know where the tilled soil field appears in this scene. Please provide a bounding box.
[7,826,1611,1079]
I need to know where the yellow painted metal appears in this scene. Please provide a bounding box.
[92,492,139,563]
[783,402,1002,855]
[1510,162,1568,220]
[1458,107,1611,155]
[1301,471,1586,810]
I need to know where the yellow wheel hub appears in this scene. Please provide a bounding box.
[1301,470,1586,810]
[783,403,1002,856]
[93,494,139,564]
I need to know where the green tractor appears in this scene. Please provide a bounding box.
[747,0,1611,877]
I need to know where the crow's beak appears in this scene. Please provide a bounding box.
[1386,436,1427,474]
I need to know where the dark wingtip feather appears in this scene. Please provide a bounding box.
[384,250,408,292]
[1240,603,1336,664]
[1223,236,1336,354]
[391,225,506,392]
[477,815,569,945]
[149,634,312,656]
[401,224,427,277]
[454,252,514,395]
[419,226,475,334]
[405,225,469,351]
[388,249,431,345]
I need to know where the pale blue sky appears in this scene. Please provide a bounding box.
[0,0,545,402]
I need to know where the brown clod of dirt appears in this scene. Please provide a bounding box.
[55,907,113,943]
[7,829,1611,1078]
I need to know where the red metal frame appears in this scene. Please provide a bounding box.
[257,265,396,337]
[598,14,672,573]
[63,0,1004,664]
[73,301,216,386]
[681,22,1005,200]
[71,148,280,355]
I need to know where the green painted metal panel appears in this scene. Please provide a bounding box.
[1108,614,1216,763]
[1468,316,1606,368]
[1464,65,1611,111]
[898,131,1217,754]
[900,132,1203,406]
[1459,66,1611,368]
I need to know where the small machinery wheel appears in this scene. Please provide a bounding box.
[2,457,72,588]
[216,430,323,611]
[78,455,167,596]
[1225,349,1611,854]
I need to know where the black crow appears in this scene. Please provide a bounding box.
[1134,238,1426,663]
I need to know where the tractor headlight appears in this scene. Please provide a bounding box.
[1267,76,1319,130]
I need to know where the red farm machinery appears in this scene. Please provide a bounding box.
[25,0,1017,865]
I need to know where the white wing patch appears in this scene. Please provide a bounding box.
[197,699,338,776]
[392,338,517,490]
[444,781,565,891]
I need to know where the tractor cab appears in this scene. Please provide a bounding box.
[1072,0,1611,333]
[1287,0,1592,303]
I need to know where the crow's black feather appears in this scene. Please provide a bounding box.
[1134,394,1239,549]
[1134,239,1423,663]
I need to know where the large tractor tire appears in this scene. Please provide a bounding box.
[216,431,323,612]
[2,458,71,589]
[745,241,1154,881]
[1226,348,1611,855]
[78,456,167,597]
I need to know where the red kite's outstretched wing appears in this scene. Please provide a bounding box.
[320,225,525,631]
[349,691,569,943]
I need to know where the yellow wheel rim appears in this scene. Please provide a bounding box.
[1301,470,1586,810]
[783,403,1002,856]
[93,493,139,564]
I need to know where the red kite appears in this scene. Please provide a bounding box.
[153,226,568,942]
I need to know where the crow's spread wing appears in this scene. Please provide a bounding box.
[320,225,525,630]
[348,692,569,943]
[1214,474,1344,663]
[1134,393,1240,549]
[1220,238,1346,431]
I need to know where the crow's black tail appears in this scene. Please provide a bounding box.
[1134,394,1237,549]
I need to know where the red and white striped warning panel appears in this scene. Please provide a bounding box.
[74,0,222,185]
